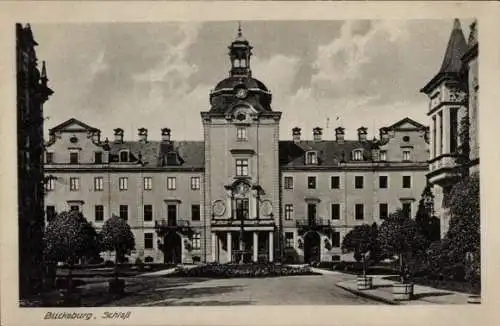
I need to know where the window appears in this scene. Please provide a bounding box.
[402,203,412,218]
[402,150,411,161]
[119,177,128,191]
[306,151,318,165]
[432,116,437,157]
[45,178,55,191]
[380,150,387,161]
[192,233,201,250]
[236,127,247,141]
[166,152,178,165]
[439,111,443,155]
[46,206,56,222]
[354,176,364,189]
[331,204,340,220]
[353,150,363,161]
[144,233,153,249]
[69,152,79,164]
[284,176,294,190]
[94,177,103,191]
[355,204,364,220]
[402,175,412,188]
[285,232,294,248]
[120,150,129,162]
[95,205,104,222]
[70,205,79,212]
[167,205,177,225]
[450,107,459,153]
[144,205,153,222]
[331,176,340,189]
[379,203,388,220]
[69,177,79,191]
[144,177,152,190]
[191,177,200,190]
[307,203,317,221]
[284,204,294,220]
[119,205,128,221]
[307,176,316,189]
[46,152,54,164]
[332,232,341,248]
[235,198,249,220]
[235,159,249,176]
[94,151,103,164]
[167,177,176,190]
[191,204,200,221]
[379,176,388,189]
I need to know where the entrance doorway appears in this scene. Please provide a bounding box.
[163,231,182,264]
[303,231,321,264]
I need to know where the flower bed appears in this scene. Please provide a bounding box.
[171,263,319,278]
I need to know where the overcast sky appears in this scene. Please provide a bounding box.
[32,19,473,141]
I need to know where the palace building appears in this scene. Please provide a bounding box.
[420,19,479,238]
[44,26,430,264]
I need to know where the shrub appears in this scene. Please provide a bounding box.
[172,263,318,278]
[144,256,154,263]
[342,223,379,276]
[100,215,135,280]
[378,209,427,282]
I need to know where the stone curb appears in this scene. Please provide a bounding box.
[335,282,399,305]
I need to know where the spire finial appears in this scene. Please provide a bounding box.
[237,21,242,37]
[453,18,461,30]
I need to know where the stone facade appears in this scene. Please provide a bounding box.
[17,23,53,298]
[44,27,430,264]
[421,19,479,238]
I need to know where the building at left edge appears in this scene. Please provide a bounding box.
[17,23,53,298]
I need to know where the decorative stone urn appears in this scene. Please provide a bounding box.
[356,275,373,290]
[392,282,414,301]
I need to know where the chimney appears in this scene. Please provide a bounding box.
[379,127,390,143]
[292,127,301,143]
[335,127,345,144]
[313,127,323,141]
[357,127,368,142]
[138,128,148,143]
[113,128,124,143]
[161,128,171,142]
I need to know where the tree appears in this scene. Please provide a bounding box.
[43,210,99,291]
[415,185,441,244]
[342,223,379,276]
[100,215,135,279]
[443,172,480,284]
[378,209,427,283]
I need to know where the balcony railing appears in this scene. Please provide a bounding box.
[296,217,332,235]
[211,217,275,228]
[154,219,192,235]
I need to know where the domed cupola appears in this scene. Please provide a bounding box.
[209,23,272,114]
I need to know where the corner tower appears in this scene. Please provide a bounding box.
[201,24,282,263]
[420,19,469,238]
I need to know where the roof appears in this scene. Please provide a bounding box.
[279,140,378,168]
[439,19,468,74]
[385,117,427,131]
[214,76,269,92]
[49,118,100,133]
[420,19,468,94]
[108,140,204,169]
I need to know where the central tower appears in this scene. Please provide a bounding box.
[201,24,282,263]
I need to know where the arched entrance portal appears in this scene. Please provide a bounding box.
[163,231,182,264]
[303,231,321,264]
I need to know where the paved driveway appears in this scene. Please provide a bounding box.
[108,272,381,306]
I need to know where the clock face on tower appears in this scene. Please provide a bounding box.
[235,87,248,99]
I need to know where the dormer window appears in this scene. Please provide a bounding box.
[380,150,387,161]
[69,151,79,164]
[119,150,129,162]
[352,149,363,161]
[305,151,318,165]
[166,152,178,166]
